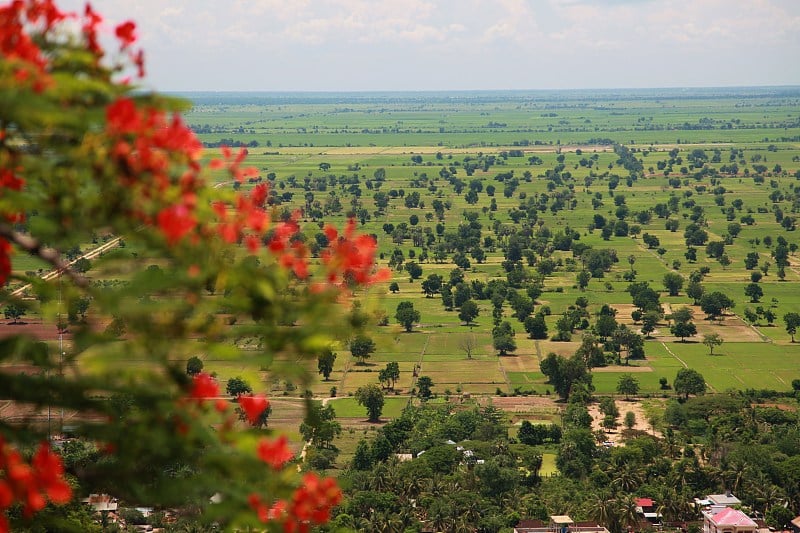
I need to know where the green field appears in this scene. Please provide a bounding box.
[10,88,800,427]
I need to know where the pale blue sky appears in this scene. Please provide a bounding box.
[65,0,800,91]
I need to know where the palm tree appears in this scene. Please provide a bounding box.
[617,495,641,533]
[611,465,643,492]
[370,463,391,491]
[427,500,451,533]
[587,491,616,531]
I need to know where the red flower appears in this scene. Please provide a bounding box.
[106,97,141,135]
[114,20,136,49]
[0,238,12,286]
[238,394,269,426]
[82,3,103,56]
[256,436,293,470]
[157,204,197,245]
[133,49,145,78]
[30,442,71,505]
[189,373,219,401]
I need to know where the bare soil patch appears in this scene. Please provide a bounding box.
[592,365,653,373]
[0,319,67,342]
[486,396,560,412]
[588,400,662,445]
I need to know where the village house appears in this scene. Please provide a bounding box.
[703,507,758,533]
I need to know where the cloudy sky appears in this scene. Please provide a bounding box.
[63,0,799,92]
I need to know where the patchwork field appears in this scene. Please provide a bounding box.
[5,89,800,445]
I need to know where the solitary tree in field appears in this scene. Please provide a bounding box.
[379,361,400,390]
[395,301,421,332]
[458,299,480,325]
[355,384,385,422]
[702,333,723,355]
[744,282,763,303]
[458,333,478,359]
[784,312,800,342]
[616,374,640,400]
[674,368,707,399]
[3,304,26,324]
[493,321,517,356]
[317,349,337,381]
[350,335,377,364]
[226,376,253,397]
[700,291,734,321]
[577,270,591,290]
[416,376,434,400]
[186,356,204,376]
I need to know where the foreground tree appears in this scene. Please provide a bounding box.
[0,4,386,528]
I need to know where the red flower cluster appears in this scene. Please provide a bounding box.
[238,394,269,426]
[213,183,269,253]
[267,216,310,279]
[81,3,101,56]
[114,20,136,49]
[189,372,219,402]
[321,218,390,286]
[210,145,259,183]
[0,167,26,285]
[248,473,342,533]
[0,239,11,287]
[256,435,293,470]
[105,96,205,245]
[0,0,65,91]
[0,438,72,532]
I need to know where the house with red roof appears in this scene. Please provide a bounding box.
[635,498,661,523]
[703,507,757,533]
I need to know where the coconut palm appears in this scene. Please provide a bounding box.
[617,494,641,533]
[587,491,617,531]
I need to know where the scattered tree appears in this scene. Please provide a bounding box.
[784,312,800,342]
[616,374,640,400]
[317,349,337,381]
[186,356,204,376]
[458,299,480,325]
[395,301,421,332]
[702,333,723,355]
[226,376,252,398]
[416,375,434,400]
[350,335,377,364]
[674,368,707,399]
[355,384,385,422]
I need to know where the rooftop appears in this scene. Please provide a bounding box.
[706,508,757,528]
[707,493,742,506]
[515,516,610,533]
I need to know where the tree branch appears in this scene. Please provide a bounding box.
[0,223,89,292]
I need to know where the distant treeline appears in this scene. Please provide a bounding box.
[172,86,800,107]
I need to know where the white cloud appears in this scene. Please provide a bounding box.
[52,0,800,90]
